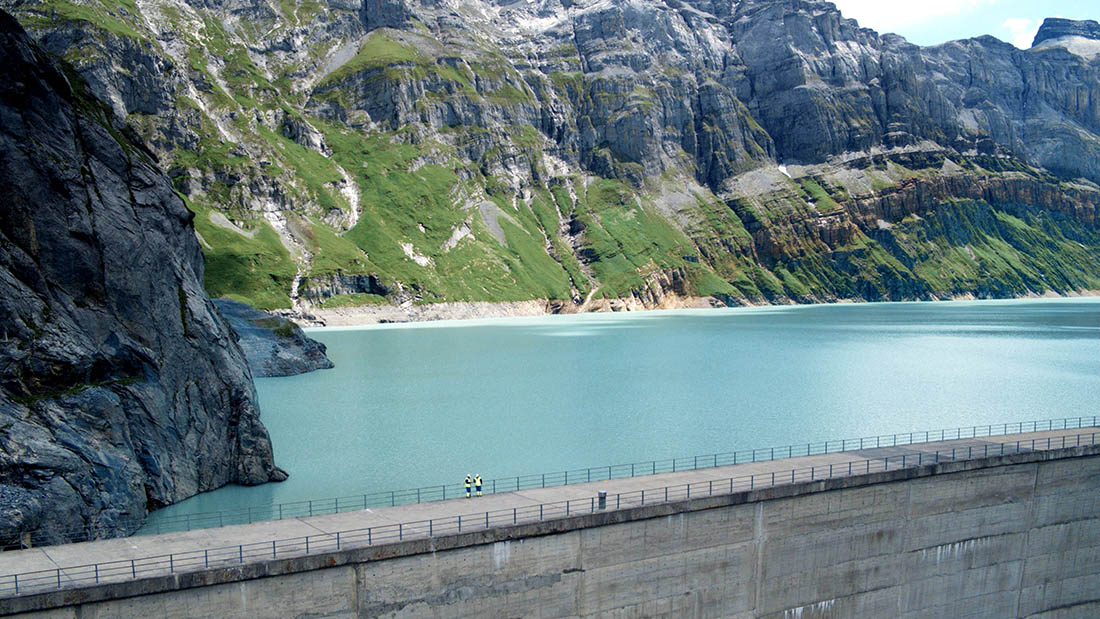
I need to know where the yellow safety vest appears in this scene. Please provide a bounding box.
[474,476,481,486]
[464,478,471,487]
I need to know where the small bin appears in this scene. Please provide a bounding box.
[598,490,607,510]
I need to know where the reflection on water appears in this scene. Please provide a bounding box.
[146,298,1100,524]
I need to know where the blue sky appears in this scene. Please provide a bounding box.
[830,0,1097,48]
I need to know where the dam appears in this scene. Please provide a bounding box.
[1,423,1098,617]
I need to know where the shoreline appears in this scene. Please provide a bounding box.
[282,289,1100,328]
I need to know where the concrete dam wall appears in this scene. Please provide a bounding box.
[7,443,1100,617]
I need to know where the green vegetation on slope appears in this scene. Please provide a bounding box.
[187,201,297,310]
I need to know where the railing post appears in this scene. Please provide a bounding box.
[309,500,313,517]
[306,536,310,553]
[368,528,372,545]
[514,507,517,523]
[238,546,242,564]
[95,564,99,583]
[337,532,341,550]
[14,573,17,594]
[272,541,276,558]
[56,568,60,589]
[399,523,403,540]
[133,558,138,576]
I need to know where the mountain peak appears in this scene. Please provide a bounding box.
[1032,17,1100,47]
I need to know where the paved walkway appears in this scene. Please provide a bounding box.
[0,427,1096,598]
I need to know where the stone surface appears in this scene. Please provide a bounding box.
[1033,18,1100,47]
[212,299,333,377]
[0,11,283,546]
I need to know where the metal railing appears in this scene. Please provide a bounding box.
[1,429,1097,600]
[12,416,1099,547]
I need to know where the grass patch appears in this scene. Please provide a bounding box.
[188,200,296,309]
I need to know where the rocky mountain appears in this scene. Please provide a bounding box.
[2,0,1099,316]
[0,11,285,545]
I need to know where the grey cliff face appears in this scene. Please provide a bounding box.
[1032,17,1100,47]
[0,11,284,545]
[212,299,334,377]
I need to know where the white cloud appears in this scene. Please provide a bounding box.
[1001,17,1040,48]
[830,0,998,34]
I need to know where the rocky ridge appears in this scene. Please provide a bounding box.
[3,0,1099,315]
[0,11,284,545]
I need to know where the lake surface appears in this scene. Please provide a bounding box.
[146,298,1100,526]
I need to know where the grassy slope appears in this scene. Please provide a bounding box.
[188,201,297,310]
[18,4,1100,310]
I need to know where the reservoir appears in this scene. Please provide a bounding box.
[145,298,1100,527]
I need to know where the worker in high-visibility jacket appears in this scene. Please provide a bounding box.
[465,474,472,498]
[474,474,483,497]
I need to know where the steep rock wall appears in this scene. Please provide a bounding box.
[0,11,284,545]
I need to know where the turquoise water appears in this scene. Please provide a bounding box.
[146,298,1100,524]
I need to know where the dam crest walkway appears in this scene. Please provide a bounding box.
[0,424,1097,604]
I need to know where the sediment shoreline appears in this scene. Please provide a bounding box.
[281,290,1100,328]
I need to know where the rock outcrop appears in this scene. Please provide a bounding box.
[1032,18,1100,47]
[212,299,334,377]
[0,11,284,546]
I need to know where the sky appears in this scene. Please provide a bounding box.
[829,0,1097,48]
